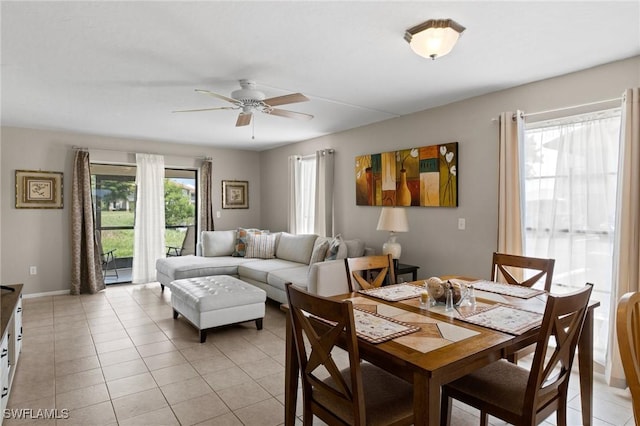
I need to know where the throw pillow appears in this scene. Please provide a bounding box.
[232,227,266,257]
[309,239,330,265]
[324,234,344,261]
[245,233,277,259]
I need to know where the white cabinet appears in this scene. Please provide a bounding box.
[1,284,23,424]
[1,332,9,412]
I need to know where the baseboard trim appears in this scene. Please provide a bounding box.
[23,289,71,299]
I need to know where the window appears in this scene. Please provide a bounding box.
[523,109,621,363]
[91,164,197,284]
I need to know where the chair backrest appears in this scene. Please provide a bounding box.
[523,283,593,423]
[491,252,555,292]
[345,254,396,292]
[617,291,640,423]
[285,283,367,425]
[180,225,196,256]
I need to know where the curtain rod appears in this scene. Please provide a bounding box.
[72,146,211,161]
[523,97,622,118]
[295,149,335,160]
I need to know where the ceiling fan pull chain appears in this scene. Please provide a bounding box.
[252,117,255,140]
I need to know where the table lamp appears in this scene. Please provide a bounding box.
[376,207,409,260]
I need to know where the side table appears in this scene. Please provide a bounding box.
[395,262,419,282]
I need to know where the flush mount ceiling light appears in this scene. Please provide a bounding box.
[404,19,465,60]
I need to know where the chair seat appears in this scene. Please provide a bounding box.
[317,362,413,426]
[446,360,538,418]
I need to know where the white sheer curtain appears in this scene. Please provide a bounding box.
[132,153,166,284]
[497,111,525,274]
[288,150,335,236]
[288,154,316,234]
[606,88,640,387]
[524,109,622,364]
[314,149,334,237]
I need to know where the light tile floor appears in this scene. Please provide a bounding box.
[4,283,635,425]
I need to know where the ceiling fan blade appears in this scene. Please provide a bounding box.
[266,108,314,121]
[263,93,309,107]
[172,106,237,113]
[195,89,240,105]
[236,112,252,127]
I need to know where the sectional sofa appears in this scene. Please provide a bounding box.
[155,229,371,304]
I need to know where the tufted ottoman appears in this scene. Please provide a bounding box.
[171,275,267,343]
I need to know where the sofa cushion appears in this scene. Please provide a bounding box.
[156,255,255,282]
[267,265,310,292]
[344,239,366,258]
[245,233,276,259]
[232,228,266,257]
[201,230,237,257]
[275,233,318,264]
[238,259,304,283]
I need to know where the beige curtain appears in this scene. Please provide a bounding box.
[606,88,640,387]
[200,159,214,232]
[70,150,105,294]
[314,149,335,237]
[497,111,525,262]
[287,155,300,234]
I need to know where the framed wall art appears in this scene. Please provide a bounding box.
[222,180,248,209]
[355,142,458,207]
[15,170,64,209]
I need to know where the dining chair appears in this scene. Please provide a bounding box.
[95,229,118,279]
[491,252,555,292]
[492,253,556,363]
[616,291,640,423]
[440,283,593,426]
[345,254,396,292]
[284,283,414,426]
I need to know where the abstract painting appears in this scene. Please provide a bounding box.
[355,142,457,207]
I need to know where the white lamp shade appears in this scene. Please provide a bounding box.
[376,207,409,233]
[404,19,465,60]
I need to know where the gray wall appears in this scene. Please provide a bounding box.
[259,56,640,280]
[2,56,638,295]
[0,127,262,295]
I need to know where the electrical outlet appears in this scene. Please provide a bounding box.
[29,266,37,275]
[458,218,466,230]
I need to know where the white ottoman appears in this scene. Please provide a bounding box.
[171,275,267,343]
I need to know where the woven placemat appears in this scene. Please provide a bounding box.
[471,280,545,299]
[358,283,425,302]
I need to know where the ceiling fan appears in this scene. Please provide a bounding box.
[174,79,314,127]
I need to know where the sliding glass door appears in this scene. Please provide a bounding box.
[91,164,197,284]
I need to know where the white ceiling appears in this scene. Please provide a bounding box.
[2,1,639,151]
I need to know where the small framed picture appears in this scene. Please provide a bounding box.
[15,170,63,209]
[222,180,248,209]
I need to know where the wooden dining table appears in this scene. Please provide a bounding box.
[283,279,600,426]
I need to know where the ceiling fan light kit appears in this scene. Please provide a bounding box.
[231,79,266,103]
[174,79,313,128]
[404,19,465,60]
